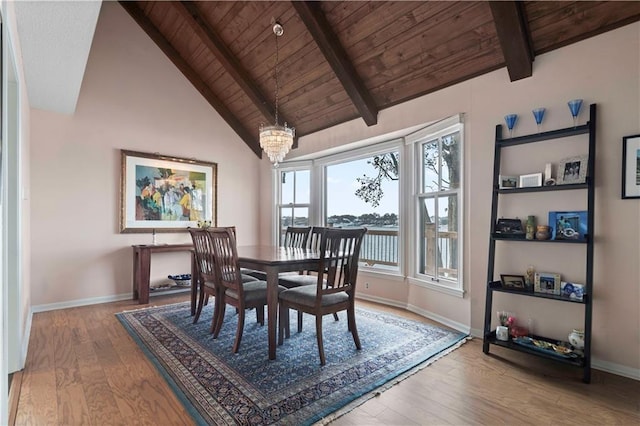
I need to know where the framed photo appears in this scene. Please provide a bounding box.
[557,155,588,184]
[548,211,588,241]
[519,172,543,188]
[534,272,561,295]
[120,150,217,233]
[561,281,585,301]
[499,175,518,189]
[500,274,526,291]
[622,134,640,199]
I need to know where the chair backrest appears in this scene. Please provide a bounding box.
[188,227,216,286]
[308,226,326,251]
[315,228,367,299]
[283,226,311,248]
[207,227,244,294]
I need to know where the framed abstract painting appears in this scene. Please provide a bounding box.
[120,150,217,233]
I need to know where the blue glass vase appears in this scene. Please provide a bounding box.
[568,99,583,127]
[504,114,518,138]
[532,108,545,132]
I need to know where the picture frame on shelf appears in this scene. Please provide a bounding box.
[499,175,518,189]
[534,272,561,295]
[519,172,543,188]
[561,281,585,301]
[622,134,640,199]
[557,155,588,185]
[548,211,588,241]
[500,274,527,291]
[120,150,218,233]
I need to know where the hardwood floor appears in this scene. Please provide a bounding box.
[15,294,640,425]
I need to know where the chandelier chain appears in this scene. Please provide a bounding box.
[274,30,280,125]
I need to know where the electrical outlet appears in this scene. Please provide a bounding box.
[365,282,369,289]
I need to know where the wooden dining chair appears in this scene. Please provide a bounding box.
[279,226,342,333]
[208,227,286,353]
[188,227,259,326]
[278,227,367,365]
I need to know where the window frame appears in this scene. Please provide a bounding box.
[405,115,465,297]
[273,160,313,245]
[309,139,404,275]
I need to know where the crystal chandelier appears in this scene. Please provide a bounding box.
[259,21,294,168]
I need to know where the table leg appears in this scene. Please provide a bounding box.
[266,265,278,360]
[133,248,140,300]
[139,249,151,304]
[190,251,197,316]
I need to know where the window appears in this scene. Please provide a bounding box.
[408,115,463,293]
[276,168,310,244]
[322,142,401,271]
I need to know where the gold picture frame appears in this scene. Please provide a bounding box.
[120,150,217,233]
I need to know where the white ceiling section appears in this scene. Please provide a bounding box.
[15,1,102,114]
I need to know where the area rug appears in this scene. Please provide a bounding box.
[116,302,468,425]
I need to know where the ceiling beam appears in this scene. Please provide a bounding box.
[292,1,378,126]
[118,1,262,158]
[489,1,534,81]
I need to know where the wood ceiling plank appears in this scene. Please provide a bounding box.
[293,1,378,126]
[526,1,640,54]
[354,2,493,86]
[366,20,499,95]
[172,1,280,125]
[372,36,503,106]
[349,2,474,64]
[118,1,262,158]
[489,1,534,81]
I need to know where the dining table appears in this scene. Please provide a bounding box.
[235,245,321,360]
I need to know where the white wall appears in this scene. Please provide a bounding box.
[29,2,262,308]
[277,23,640,375]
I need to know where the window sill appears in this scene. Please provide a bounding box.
[359,268,404,282]
[408,277,465,298]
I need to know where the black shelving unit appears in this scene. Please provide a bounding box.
[482,104,596,383]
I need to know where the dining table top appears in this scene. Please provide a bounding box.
[236,245,320,265]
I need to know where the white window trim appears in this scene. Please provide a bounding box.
[405,114,465,297]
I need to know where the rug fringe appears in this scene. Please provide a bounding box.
[314,336,472,425]
[116,301,189,315]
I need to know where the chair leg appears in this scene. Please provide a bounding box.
[316,314,326,366]
[193,291,206,324]
[297,311,303,333]
[278,303,286,345]
[233,307,245,353]
[256,305,265,326]
[212,293,226,337]
[347,307,361,350]
[333,312,339,322]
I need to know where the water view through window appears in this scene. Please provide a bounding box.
[326,152,400,269]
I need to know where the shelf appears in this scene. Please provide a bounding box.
[488,281,587,304]
[485,331,585,367]
[496,182,588,194]
[497,123,589,147]
[491,234,589,243]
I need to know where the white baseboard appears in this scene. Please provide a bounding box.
[356,293,470,335]
[20,309,32,369]
[31,293,134,313]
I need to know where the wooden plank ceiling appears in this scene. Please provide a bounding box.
[120,1,640,158]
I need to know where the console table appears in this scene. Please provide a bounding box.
[132,244,196,311]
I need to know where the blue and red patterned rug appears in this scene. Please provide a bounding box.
[116,302,468,425]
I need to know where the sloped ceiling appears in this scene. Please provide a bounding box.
[120,1,640,157]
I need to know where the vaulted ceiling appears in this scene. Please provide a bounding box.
[120,1,640,158]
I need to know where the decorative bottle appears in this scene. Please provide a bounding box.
[525,215,536,240]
